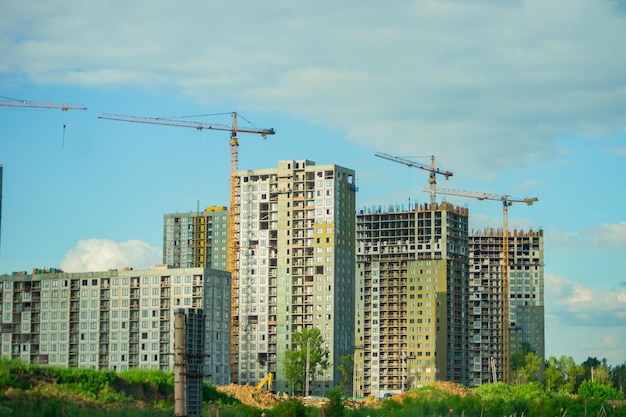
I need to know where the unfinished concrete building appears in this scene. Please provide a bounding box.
[468,229,545,387]
[355,202,469,397]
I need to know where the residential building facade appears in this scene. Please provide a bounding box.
[355,202,470,398]
[0,265,231,385]
[468,228,545,387]
[233,159,357,396]
[163,206,229,271]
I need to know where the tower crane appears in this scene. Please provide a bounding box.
[0,97,86,253]
[375,152,453,207]
[0,98,87,111]
[435,187,538,384]
[98,112,275,383]
[1,97,87,149]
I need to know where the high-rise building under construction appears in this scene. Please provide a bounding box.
[355,202,470,397]
[163,207,229,271]
[468,229,544,387]
[233,160,357,396]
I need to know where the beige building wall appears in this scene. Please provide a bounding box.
[234,160,357,396]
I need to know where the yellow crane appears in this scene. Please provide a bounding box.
[375,152,452,207]
[98,112,275,383]
[435,187,538,384]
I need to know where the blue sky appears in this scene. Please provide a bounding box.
[0,0,625,365]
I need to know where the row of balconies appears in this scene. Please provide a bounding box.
[291,315,314,325]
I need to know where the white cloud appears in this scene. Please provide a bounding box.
[546,273,626,325]
[2,0,626,177]
[545,273,626,363]
[603,146,626,157]
[60,239,162,272]
[548,222,626,250]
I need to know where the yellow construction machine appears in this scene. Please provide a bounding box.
[256,373,272,391]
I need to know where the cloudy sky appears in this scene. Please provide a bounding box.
[1,0,625,365]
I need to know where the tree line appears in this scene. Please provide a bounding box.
[511,343,625,397]
[285,331,626,399]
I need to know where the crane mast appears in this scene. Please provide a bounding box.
[436,187,537,384]
[98,111,275,384]
[375,152,452,207]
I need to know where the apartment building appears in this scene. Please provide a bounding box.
[468,229,545,387]
[0,265,231,385]
[163,206,229,271]
[355,202,470,398]
[233,159,357,396]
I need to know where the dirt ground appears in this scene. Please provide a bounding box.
[216,380,473,410]
[217,384,285,409]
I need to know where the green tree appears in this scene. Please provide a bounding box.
[542,355,584,393]
[285,349,304,395]
[582,356,602,374]
[581,357,613,385]
[543,362,563,392]
[269,398,307,417]
[283,328,330,396]
[517,352,543,385]
[325,386,345,417]
[511,343,535,373]
[563,356,585,393]
[611,362,626,394]
[578,380,624,400]
[337,354,353,396]
[593,364,613,386]
[511,344,542,385]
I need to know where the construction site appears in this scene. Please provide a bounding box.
[0,99,544,415]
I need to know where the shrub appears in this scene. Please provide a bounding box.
[578,380,624,400]
[325,386,345,417]
[269,398,307,417]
